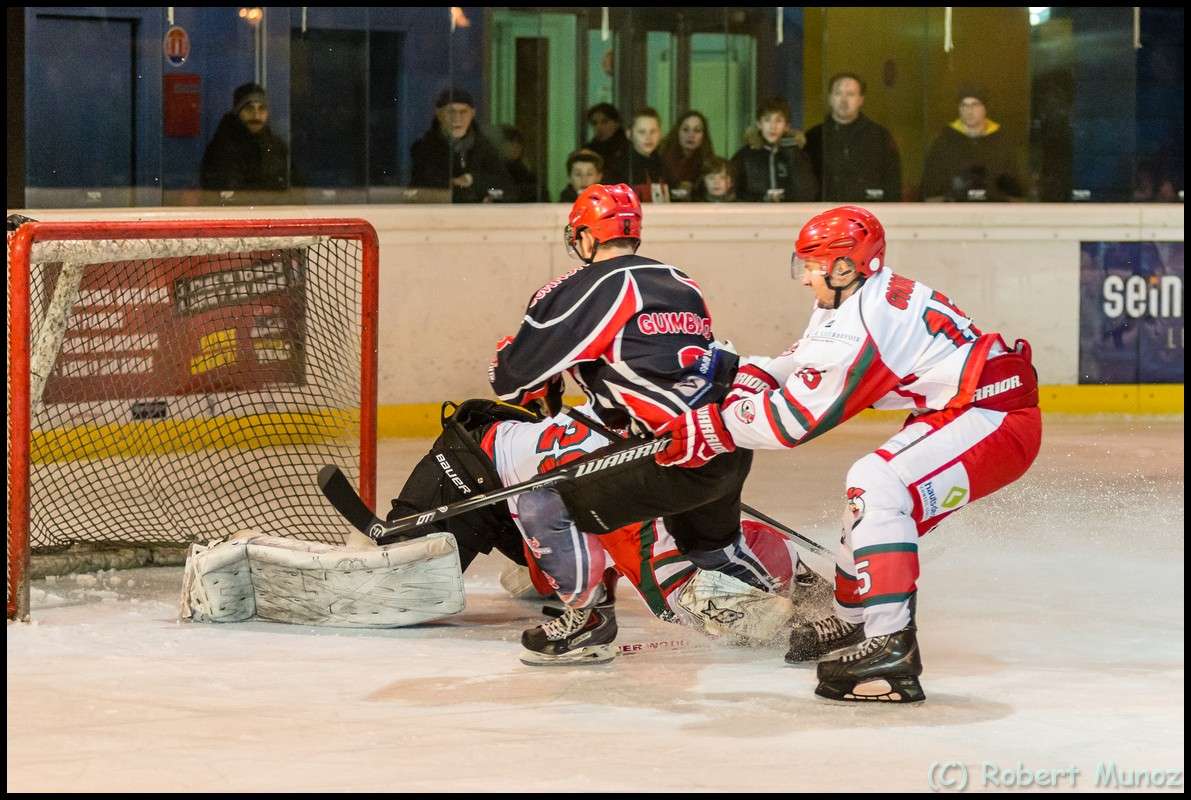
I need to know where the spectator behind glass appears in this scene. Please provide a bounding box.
[694,156,737,202]
[559,149,604,203]
[200,82,290,191]
[730,97,816,202]
[583,103,630,183]
[410,87,513,203]
[499,125,546,202]
[921,85,1027,201]
[659,110,716,201]
[804,72,902,202]
[609,108,670,202]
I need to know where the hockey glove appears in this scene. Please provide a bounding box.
[726,363,781,405]
[655,403,736,468]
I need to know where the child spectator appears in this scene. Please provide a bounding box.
[659,110,716,201]
[499,125,546,202]
[559,149,604,203]
[730,97,816,202]
[694,156,737,202]
[609,107,670,202]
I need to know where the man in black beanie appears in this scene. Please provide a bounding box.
[200,82,291,191]
[920,84,1027,201]
[410,87,513,203]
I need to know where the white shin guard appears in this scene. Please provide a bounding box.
[180,531,465,628]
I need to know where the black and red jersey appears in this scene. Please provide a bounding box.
[489,255,721,434]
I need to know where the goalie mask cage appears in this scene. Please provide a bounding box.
[7,219,379,620]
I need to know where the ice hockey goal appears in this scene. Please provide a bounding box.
[7,218,378,620]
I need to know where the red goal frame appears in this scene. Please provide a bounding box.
[7,218,379,620]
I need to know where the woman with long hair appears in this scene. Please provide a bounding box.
[659,110,715,201]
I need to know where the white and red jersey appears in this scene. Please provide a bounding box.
[724,266,1010,450]
[479,405,800,616]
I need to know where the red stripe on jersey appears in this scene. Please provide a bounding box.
[859,550,920,597]
[948,333,998,409]
[875,448,895,461]
[610,384,679,433]
[835,571,863,607]
[576,273,641,361]
[479,423,499,460]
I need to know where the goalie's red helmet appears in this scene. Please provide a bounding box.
[565,183,642,258]
[794,205,886,277]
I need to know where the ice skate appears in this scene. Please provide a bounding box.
[814,626,925,703]
[520,596,618,666]
[785,614,865,663]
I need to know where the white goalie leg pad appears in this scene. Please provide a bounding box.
[675,568,796,643]
[181,531,465,628]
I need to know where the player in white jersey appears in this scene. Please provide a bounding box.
[385,399,812,665]
[655,206,1042,702]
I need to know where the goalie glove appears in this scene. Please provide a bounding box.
[655,403,735,468]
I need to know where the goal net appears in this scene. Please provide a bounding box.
[7,218,378,620]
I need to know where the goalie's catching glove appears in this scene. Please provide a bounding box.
[655,403,735,468]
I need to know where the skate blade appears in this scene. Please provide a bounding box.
[519,644,616,667]
[814,676,926,703]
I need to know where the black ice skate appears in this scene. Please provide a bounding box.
[785,615,865,663]
[814,626,925,703]
[520,599,618,666]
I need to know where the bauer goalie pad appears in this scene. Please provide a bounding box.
[180,531,465,628]
[675,569,795,643]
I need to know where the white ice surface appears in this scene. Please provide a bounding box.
[7,416,1184,792]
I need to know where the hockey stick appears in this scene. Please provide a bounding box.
[558,406,832,559]
[319,434,668,544]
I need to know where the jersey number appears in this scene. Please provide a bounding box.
[922,291,979,347]
[535,421,592,473]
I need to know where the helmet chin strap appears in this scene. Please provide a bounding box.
[822,258,865,309]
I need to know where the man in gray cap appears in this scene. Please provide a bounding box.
[920,84,1027,201]
[410,87,513,203]
[200,82,290,192]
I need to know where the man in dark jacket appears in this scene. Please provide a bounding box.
[583,103,630,183]
[410,88,514,203]
[730,97,817,202]
[804,73,901,202]
[921,85,1027,202]
[200,83,290,191]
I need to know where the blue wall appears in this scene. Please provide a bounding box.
[25,6,486,195]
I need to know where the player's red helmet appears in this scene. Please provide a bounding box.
[564,183,642,261]
[794,205,886,277]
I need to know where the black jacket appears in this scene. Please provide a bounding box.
[200,113,290,191]
[730,135,817,202]
[920,122,1026,201]
[804,113,901,202]
[490,254,721,433]
[584,133,630,183]
[607,147,668,196]
[410,122,514,203]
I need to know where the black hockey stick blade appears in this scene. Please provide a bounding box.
[325,436,669,544]
[318,465,385,535]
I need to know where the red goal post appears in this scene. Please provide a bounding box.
[7,218,379,620]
